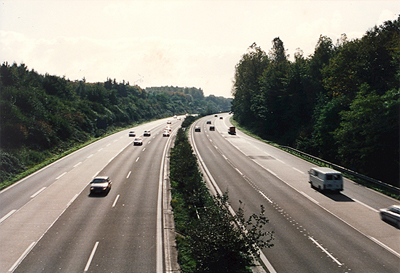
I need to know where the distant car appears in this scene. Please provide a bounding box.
[90,176,112,195]
[194,126,201,132]
[163,131,170,137]
[143,130,151,137]
[129,131,136,137]
[214,114,218,117]
[209,125,215,131]
[219,116,223,119]
[167,120,172,124]
[206,120,211,124]
[133,137,143,146]
[380,205,400,228]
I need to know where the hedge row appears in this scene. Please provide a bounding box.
[169,126,273,272]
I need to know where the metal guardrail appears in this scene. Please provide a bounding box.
[280,146,400,196]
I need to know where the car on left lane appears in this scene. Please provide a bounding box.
[90,176,112,195]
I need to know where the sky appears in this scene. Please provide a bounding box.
[0,1,399,98]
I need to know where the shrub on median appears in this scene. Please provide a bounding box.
[170,127,274,272]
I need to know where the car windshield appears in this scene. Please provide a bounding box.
[389,207,400,214]
[92,179,106,183]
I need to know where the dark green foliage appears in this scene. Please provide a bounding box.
[170,128,273,272]
[0,63,231,186]
[231,16,400,186]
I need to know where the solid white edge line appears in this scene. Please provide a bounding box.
[309,236,342,266]
[112,195,120,208]
[293,167,305,174]
[353,199,379,212]
[8,242,36,272]
[0,209,16,224]
[30,187,46,198]
[84,241,99,272]
[300,191,319,204]
[157,125,176,273]
[369,236,400,258]
[266,169,277,177]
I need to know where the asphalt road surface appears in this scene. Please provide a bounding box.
[1,117,180,273]
[191,113,400,273]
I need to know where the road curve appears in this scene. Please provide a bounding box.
[1,117,180,273]
[191,113,400,273]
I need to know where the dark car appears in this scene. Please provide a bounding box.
[143,130,151,137]
[209,125,215,131]
[90,176,112,195]
[133,137,143,146]
[194,126,201,132]
[206,120,211,124]
[380,205,400,228]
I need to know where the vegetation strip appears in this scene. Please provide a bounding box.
[169,117,273,272]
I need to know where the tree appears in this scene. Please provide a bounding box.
[334,85,399,185]
[232,43,269,126]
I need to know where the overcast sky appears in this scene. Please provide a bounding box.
[1,1,398,98]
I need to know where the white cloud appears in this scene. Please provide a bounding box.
[1,0,399,98]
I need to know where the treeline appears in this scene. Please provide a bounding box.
[232,17,400,186]
[170,126,273,272]
[146,86,232,113]
[0,64,231,185]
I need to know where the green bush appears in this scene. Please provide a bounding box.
[170,128,273,272]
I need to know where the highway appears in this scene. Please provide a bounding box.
[191,113,400,272]
[0,117,180,272]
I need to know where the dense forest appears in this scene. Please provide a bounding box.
[0,66,231,185]
[232,17,399,186]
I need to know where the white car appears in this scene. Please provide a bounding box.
[143,130,151,137]
[163,131,170,137]
[133,137,143,146]
[129,131,135,137]
[90,176,112,195]
[380,205,400,228]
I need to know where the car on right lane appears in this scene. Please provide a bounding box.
[133,137,143,146]
[379,205,400,228]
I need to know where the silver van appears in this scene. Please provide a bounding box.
[309,167,343,192]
